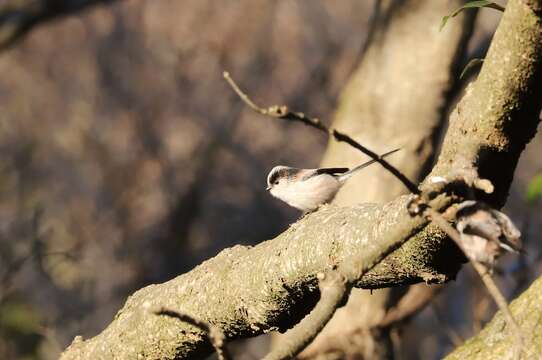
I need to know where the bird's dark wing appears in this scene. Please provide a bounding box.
[314,167,349,176]
[299,167,349,181]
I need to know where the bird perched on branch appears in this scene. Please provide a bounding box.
[455,200,522,267]
[266,149,400,212]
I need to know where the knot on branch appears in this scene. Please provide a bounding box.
[267,105,289,116]
[422,173,494,202]
[407,195,429,216]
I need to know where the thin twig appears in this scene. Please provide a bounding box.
[426,208,525,358]
[223,71,328,132]
[155,308,232,360]
[332,130,420,194]
[262,271,349,360]
[223,71,419,194]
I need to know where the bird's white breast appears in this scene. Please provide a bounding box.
[271,174,341,211]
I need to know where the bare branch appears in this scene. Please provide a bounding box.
[223,71,329,132]
[262,271,348,360]
[331,130,420,194]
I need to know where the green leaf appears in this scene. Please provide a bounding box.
[460,58,484,79]
[526,174,542,205]
[440,1,505,31]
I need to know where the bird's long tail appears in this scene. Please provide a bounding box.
[337,148,401,182]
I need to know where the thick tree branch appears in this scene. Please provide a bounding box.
[61,0,542,358]
[62,195,458,360]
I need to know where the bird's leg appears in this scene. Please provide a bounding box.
[299,209,315,219]
[299,205,324,219]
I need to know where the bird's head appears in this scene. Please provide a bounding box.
[266,166,302,195]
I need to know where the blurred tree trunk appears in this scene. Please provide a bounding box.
[297,1,476,358]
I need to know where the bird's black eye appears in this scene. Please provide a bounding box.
[274,181,279,185]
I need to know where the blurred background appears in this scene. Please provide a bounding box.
[0,1,540,359]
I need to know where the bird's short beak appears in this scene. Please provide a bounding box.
[266,186,271,191]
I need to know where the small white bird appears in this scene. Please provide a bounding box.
[266,149,400,212]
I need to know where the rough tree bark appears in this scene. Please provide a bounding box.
[297,1,475,358]
[61,0,542,358]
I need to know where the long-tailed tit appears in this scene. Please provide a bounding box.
[266,149,400,212]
